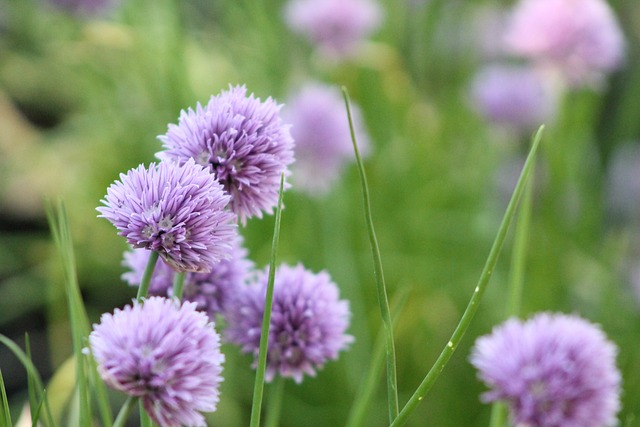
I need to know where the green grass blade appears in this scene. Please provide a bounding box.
[24,336,37,425]
[390,126,545,427]
[342,86,399,422]
[249,174,285,427]
[0,370,12,427]
[0,335,57,427]
[46,200,112,427]
[30,397,44,427]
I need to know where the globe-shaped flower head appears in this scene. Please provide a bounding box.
[283,82,371,196]
[503,0,625,88]
[98,159,237,273]
[89,297,225,427]
[122,235,254,319]
[284,0,383,59]
[470,312,621,427]
[157,85,295,224]
[225,263,354,383]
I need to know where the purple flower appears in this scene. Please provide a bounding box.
[470,64,557,132]
[122,235,254,319]
[284,0,383,59]
[98,159,237,273]
[157,85,295,224]
[283,82,370,196]
[503,0,625,88]
[89,297,225,427]
[471,312,621,427]
[225,263,353,383]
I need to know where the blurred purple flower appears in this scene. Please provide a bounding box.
[122,235,254,319]
[47,0,118,15]
[470,64,557,132]
[225,263,353,383]
[98,159,237,273]
[89,297,225,427]
[157,85,295,224]
[284,0,383,59]
[471,312,621,427]
[503,0,625,88]
[283,82,370,196]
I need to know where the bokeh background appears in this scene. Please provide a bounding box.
[1,0,640,425]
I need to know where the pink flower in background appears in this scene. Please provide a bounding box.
[503,0,625,88]
[284,0,383,59]
[470,64,557,132]
[283,82,370,196]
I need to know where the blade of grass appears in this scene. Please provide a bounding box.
[390,126,544,427]
[113,397,138,427]
[46,200,92,427]
[30,398,44,427]
[0,370,12,427]
[263,377,284,427]
[249,174,285,427]
[489,156,535,427]
[342,86,399,422]
[0,334,56,427]
[24,336,37,425]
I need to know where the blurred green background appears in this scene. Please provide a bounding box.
[1,0,640,425]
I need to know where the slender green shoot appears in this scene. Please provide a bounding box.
[24,337,38,425]
[342,86,399,422]
[138,251,160,301]
[264,377,285,427]
[0,335,56,427]
[30,398,44,427]
[489,157,535,427]
[0,370,12,427]
[113,397,138,427]
[249,174,285,427]
[172,271,187,301]
[390,126,544,427]
[346,289,409,427]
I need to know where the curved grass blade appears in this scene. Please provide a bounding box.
[342,86,399,422]
[390,126,544,427]
[0,370,12,427]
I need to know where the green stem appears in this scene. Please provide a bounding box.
[137,251,159,301]
[390,126,544,427]
[172,271,186,301]
[342,87,399,423]
[140,404,153,427]
[249,174,285,427]
[113,396,138,427]
[264,377,285,427]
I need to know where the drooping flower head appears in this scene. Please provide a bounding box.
[503,0,625,88]
[469,64,557,132]
[89,297,225,427]
[470,312,621,427]
[283,82,370,196]
[225,263,353,383]
[157,85,295,224]
[122,235,254,319]
[284,0,383,59]
[98,159,237,273]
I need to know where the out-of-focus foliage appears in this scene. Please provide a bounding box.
[1,0,639,425]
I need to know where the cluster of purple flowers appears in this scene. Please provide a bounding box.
[94,84,354,425]
[469,0,625,132]
[471,312,621,427]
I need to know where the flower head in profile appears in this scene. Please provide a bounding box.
[89,297,225,427]
[157,85,295,224]
[471,312,621,427]
[225,263,353,383]
[469,64,557,132]
[284,0,383,59]
[283,82,370,196]
[503,0,625,88]
[122,235,254,319]
[98,159,237,273]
